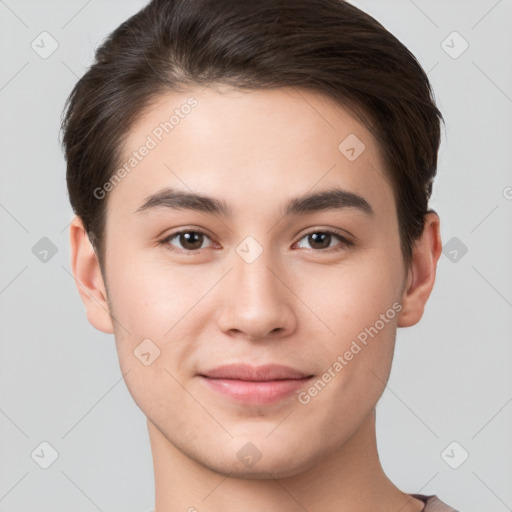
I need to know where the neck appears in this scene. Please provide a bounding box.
[148,409,424,512]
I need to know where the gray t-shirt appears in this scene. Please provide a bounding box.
[410,494,460,511]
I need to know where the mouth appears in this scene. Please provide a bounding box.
[198,364,314,404]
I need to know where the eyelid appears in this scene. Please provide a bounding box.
[295,228,354,252]
[296,226,354,244]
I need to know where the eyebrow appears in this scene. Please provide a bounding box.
[134,186,374,218]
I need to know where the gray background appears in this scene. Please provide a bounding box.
[1,0,511,511]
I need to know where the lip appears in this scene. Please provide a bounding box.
[198,364,314,404]
[200,363,311,381]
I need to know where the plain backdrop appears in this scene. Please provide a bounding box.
[0,1,511,511]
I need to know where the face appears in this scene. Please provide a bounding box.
[81,86,413,477]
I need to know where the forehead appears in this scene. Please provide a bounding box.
[107,85,394,219]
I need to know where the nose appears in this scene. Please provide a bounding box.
[215,243,297,341]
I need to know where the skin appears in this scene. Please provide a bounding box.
[70,85,442,512]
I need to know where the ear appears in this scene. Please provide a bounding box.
[397,211,442,328]
[69,216,114,334]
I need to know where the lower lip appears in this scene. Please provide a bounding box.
[200,376,312,404]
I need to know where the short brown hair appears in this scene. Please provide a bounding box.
[60,0,443,270]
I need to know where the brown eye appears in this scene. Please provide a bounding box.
[306,232,332,250]
[296,230,352,252]
[163,230,211,252]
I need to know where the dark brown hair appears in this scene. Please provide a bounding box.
[60,0,443,271]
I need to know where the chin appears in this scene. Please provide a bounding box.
[190,435,324,480]
[205,453,318,480]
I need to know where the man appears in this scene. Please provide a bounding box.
[61,0,457,510]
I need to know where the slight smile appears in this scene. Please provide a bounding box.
[198,364,315,405]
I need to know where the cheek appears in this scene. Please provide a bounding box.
[106,247,201,336]
[105,250,218,393]
[292,264,400,421]
[294,251,403,401]
[299,252,402,337]
[106,259,200,418]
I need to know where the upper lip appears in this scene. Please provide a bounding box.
[199,364,312,381]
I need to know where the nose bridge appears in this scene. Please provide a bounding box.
[215,233,295,339]
[232,234,283,302]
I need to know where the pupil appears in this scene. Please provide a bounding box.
[181,232,202,250]
[310,232,330,249]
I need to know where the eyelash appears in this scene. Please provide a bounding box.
[158,228,354,255]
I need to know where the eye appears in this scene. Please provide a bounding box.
[159,228,353,254]
[160,229,214,253]
[295,230,353,252]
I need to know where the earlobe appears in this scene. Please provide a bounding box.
[397,212,442,328]
[69,216,115,334]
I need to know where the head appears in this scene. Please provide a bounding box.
[62,0,443,478]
